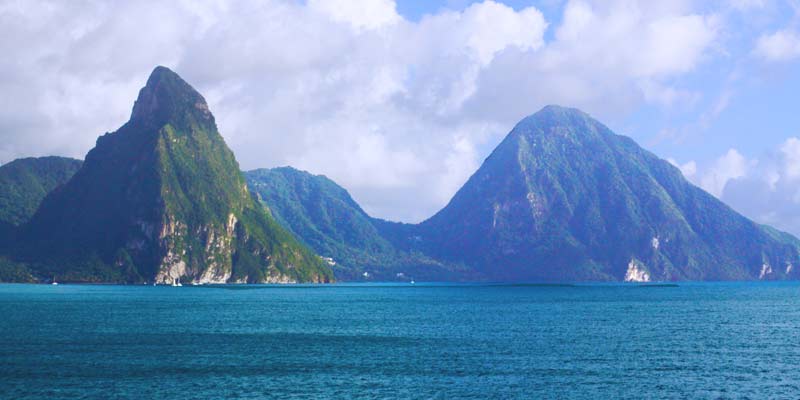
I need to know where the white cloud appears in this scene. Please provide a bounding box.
[681,138,800,237]
[779,137,800,179]
[461,0,720,123]
[698,149,751,197]
[0,0,723,222]
[636,14,719,77]
[308,0,400,31]
[551,1,718,78]
[754,29,800,62]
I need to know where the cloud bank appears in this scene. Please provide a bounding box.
[673,138,800,237]
[0,0,725,222]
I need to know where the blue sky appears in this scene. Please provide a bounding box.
[3,0,800,234]
[397,0,565,22]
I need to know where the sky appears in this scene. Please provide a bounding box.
[3,0,800,235]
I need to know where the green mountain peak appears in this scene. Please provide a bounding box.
[399,106,800,281]
[16,67,332,284]
[238,105,800,282]
[130,66,213,130]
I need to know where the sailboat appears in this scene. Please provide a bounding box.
[51,276,58,285]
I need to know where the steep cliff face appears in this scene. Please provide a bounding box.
[20,66,332,283]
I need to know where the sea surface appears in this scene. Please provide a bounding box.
[1,282,799,399]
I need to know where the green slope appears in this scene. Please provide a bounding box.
[12,66,332,284]
[0,157,82,226]
[245,167,462,280]
[390,105,800,281]
[3,96,797,283]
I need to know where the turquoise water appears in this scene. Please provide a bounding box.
[1,282,799,399]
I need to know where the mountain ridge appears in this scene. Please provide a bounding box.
[0,91,797,282]
[245,166,468,281]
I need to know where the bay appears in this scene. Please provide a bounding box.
[1,282,798,399]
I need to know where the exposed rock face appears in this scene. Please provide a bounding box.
[20,66,333,284]
[624,260,651,282]
[759,263,773,280]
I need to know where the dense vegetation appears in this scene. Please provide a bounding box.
[387,106,800,281]
[246,167,461,280]
[247,107,800,282]
[0,157,81,226]
[1,85,798,282]
[5,66,332,283]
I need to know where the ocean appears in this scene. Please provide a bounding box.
[1,282,798,399]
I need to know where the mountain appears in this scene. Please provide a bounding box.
[14,66,332,284]
[382,105,800,282]
[3,91,796,283]
[245,167,463,280]
[0,157,82,226]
